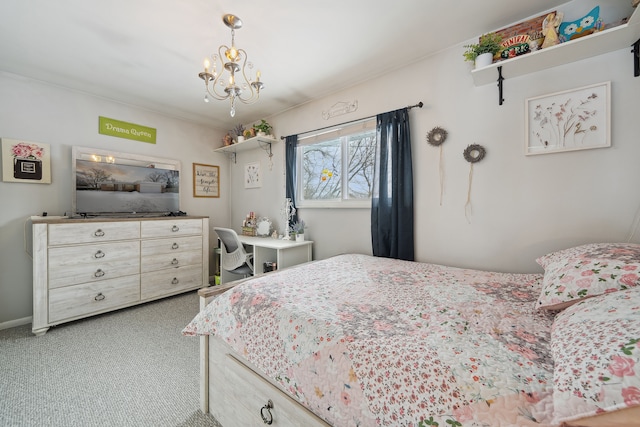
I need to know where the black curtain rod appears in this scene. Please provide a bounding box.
[280,101,423,140]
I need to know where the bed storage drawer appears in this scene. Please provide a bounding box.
[208,338,330,427]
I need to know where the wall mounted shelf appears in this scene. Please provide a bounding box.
[213,136,278,163]
[471,2,640,104]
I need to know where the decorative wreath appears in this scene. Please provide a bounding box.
[426,127,448,146]
[463,144,486,163]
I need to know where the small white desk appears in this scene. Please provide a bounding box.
[220,235,313,284]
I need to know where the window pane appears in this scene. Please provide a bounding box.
[300,139,342,200]
[347,131,376,199]
[296,118,376,205]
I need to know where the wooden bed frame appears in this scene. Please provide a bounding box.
[198,283,330,426]
[196,285,640,427]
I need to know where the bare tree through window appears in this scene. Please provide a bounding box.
[299,127,376,202]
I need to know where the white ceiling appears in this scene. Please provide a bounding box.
[0,0,567,131]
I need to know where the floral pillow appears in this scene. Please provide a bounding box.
[536,243,640,310]
[550,288,640,424]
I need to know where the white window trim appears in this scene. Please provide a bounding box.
[295,118,376,209]
[296,199,371,209]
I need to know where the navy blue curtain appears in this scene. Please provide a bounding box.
[285,135,298,224]
[371,108,414,261]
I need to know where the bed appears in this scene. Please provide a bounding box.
[184,244,640,427]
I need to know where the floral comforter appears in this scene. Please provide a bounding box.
[183,254,557,426]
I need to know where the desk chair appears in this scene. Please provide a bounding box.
[214,227,254,277]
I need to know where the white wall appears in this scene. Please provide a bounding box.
[254,42,640,271]
[3,36,640,328]
[0,72,227,326]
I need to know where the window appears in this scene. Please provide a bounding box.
[297,119,376,208]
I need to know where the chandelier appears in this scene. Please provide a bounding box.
[198,14,264,117]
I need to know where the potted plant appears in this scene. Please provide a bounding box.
[232,124,246,142]
[252,119,273,137]
[463,33,503,68]
[243,128,255,139]
[290,219,305,241]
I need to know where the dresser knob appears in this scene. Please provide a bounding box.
[171,258,179,265]
[94,229,105,237]
[171,225,180,232]
[171,277,179,285]
[94,269,105,278]
[171,242,179,250]
[94,250,105,258]
[260,399,274,425]
[94,293,106,301]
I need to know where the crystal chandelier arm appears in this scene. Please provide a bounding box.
[236,48,257,103]
[200,45,235,101]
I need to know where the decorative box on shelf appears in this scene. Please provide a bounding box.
[241,226,256,236]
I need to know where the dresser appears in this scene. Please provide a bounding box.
[32,216,209,335]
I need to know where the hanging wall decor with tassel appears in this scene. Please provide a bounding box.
[462,143,486,223]
[426,126,449,205]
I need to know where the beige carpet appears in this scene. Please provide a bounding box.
[0,292,222,427]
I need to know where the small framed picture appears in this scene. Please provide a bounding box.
[1,138,52,183]
[192,163,219,198]
[525,81,610,155]
[244,161,261,188]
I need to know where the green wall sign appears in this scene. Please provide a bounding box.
[99,116,156,144]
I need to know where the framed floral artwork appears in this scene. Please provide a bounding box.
[525,81,610,155]
[244,161,261,188]
[192,163,219,198]
[1,138,52,183]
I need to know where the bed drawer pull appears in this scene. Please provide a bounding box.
[171,277,179,285]
[94,229,105,237]
[94,293,105,301]
[260,399,274,425]
[171,242,179,250]
[171,258,179,265]
[94,269,105,277]
[94,250,105,258]
[171,225,179,232]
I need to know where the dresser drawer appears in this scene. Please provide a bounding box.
[141,249,203,273]
[48,221,140,245]
[141,235,202,256]
[49,275,140,323]
[48,241,140,289]
[140,264,203,300]
[140,219,203,238]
